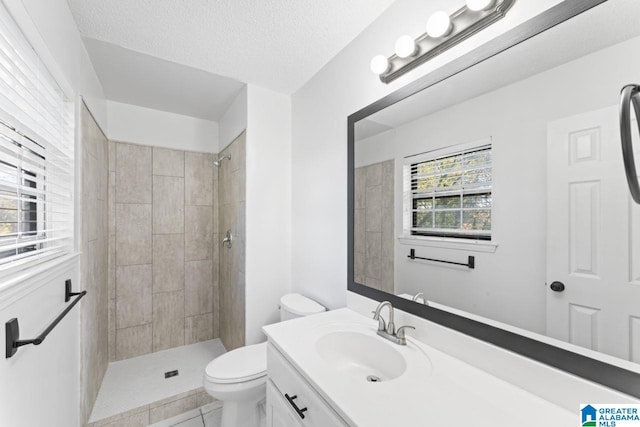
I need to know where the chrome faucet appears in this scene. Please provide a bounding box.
[372,301,415,345]
[373,301,395,335]
[412,292,428,305]
[222,230,233,248]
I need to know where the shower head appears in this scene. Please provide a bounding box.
[213,154,231,167]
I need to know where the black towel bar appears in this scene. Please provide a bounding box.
[5,279,86,358]
[408,248,475,269]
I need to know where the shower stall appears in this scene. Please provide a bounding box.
[80,103,247,426]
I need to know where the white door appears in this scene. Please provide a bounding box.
[547,105,640,362]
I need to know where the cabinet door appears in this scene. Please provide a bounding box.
[266,379,303,427]
[267,344,349,427]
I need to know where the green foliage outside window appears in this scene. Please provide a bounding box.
[411,146,492,239]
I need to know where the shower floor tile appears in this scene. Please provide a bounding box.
[90,339,226,423]
[148,408,203,427]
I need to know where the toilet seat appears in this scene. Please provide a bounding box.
[203,295,326,427]
[205,342,267,384]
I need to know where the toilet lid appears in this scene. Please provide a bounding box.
[205,342,267,384]
[280,293,326,316]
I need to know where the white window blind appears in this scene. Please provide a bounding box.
[0,3,74,275]
[404,140,492,240]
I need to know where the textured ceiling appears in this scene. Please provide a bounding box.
[68,0,395,97]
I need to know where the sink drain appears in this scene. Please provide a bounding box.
[366,375,382,383]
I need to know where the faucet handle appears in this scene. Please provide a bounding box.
[371,310,386,332]
[396,325,415,339]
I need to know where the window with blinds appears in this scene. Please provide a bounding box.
[407,142,492,240]
[0,3,74,276]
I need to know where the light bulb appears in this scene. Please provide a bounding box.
[426,11,452,38]
[370,55,390,75]
[395,35,417,58]
[465,0,495,11]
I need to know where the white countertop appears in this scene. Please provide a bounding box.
[263,308,575,427]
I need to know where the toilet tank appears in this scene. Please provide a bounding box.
[279,293,326,321]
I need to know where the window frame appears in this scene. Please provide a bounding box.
[404,138,493,242]
[0,126,44,260]
[0,0,75,285]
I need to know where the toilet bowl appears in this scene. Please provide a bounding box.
[203,293,325,427]
[204,342,268,427]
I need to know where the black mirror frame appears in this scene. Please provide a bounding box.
[347,0,640,398]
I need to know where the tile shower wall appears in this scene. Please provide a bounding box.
[80,104,109,424]
[108,142,219,360]
[354,160,394,294]
[218,132,246,351]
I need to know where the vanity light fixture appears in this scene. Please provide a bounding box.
[426,11,453,38]
[370,54,391,75]
[466,0,496,12]
[370,0,515,83]
[394,35,418,58]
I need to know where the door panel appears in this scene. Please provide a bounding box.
[569,181,600,276]
[568,303,599,350]
[547,105,639,360]
[630,316,640,363]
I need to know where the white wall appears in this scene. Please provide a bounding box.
[245,84,292,344]
[0,1,106,426]
[219,86,248,151]
[107,100,219,153]
[291,0,567,309]
[354,129,395,168]
[0,258,81,427]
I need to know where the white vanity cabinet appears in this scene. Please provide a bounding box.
[266,380,306,427]
[266,343,349,427]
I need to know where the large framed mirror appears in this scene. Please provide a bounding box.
[348,0,640,397]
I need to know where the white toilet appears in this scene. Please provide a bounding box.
[204,293,326,427]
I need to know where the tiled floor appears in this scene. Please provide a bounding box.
[90,339,226,423]
[148,402,223,427]
[151,401,267,427]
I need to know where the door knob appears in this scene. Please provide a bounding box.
[550,281,565,292]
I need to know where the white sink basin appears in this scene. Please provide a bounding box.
[315,331,407,382]
[264,308,577,427]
